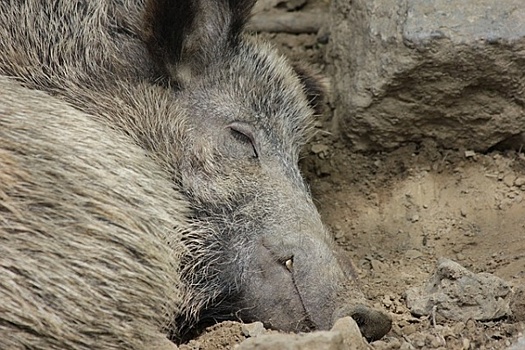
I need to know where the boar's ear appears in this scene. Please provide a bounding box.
[143,0,256,84]
[292,63,328,116]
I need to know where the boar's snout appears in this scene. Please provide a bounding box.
[333,304,392,342]
[238,228,391,341]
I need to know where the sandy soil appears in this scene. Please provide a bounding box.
[180,1,525,349]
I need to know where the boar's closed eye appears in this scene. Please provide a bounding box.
[228,122,258,159]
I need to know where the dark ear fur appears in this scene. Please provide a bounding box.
[143,0,256,82]
[143,0,195,71]
[292,63,328,116]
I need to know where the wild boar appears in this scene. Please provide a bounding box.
[0,0,391,348]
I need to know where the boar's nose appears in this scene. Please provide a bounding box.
[333,304,392,342]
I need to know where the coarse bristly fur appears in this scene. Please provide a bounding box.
[0,0,392,349]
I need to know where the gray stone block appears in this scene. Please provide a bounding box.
[328,0,525,151]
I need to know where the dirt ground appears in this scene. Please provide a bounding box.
[180,1,525,349]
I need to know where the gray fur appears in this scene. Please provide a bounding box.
[0,0,391,348]
[0,77,185,349]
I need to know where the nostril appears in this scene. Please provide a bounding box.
[353,307,392,342]
[350,310,366,328]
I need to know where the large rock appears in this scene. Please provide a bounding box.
[237,317,369,350]
[405,259,513,321]
[328,0,525,152]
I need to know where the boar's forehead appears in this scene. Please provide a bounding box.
[188,39,315,154]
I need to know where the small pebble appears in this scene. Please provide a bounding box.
[382,296,393,308]
[241,322,265,338]
[370,259,387,272]
[464,150,476,158]
[503,174,516,187]
[284,0,306,11]
[370,340,388,349]
[403,324,417,335]
[412,333,426,347]
[430,334,445,347]
[514,176,525,187]
[400,341,416,350]
[452,321,465,334]
[311,144,329,154]
[405,249,423,259]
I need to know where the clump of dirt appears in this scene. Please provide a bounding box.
[178,0,525,349]
[179,322,256,350]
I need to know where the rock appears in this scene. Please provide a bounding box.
[507,336,525,350]
[330,317,370,350]
[236,331,344,350]
[253,0,281,12]
[514,176,525,187]
[311,143,330,155]
[464,150,476,158]
[370,259,388,273]
[153,338,179,350]
[399,341,416,350]
[509,284,525,321]
[237,317,369,350]
[282,0,307,11]
[402,324,417,335]
[405,249,423,260]
[502,174,516,187]
[241,322,266,337]
[328,0,525,152]
[405,258,513,321]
